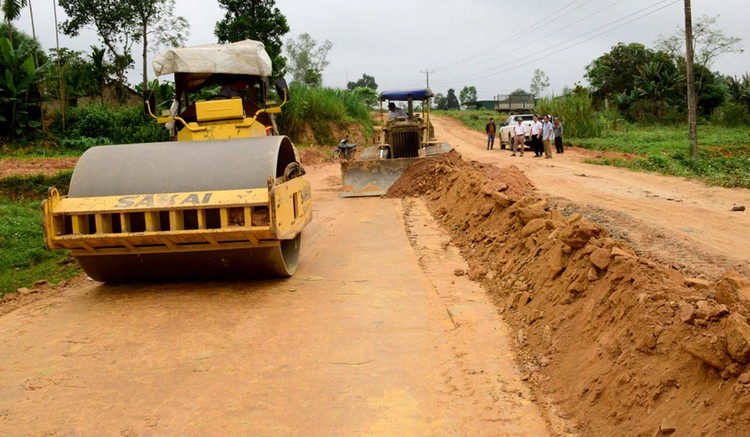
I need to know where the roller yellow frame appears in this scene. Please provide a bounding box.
[42,177,312,257]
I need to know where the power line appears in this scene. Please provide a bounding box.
[444,0,680,86]
[436,0,591,70]
[453,0,631,72]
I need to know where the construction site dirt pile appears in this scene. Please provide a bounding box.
[386,150,750,436]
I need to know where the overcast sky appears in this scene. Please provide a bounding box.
[13,0,750,100]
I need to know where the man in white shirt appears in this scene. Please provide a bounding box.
[512,117,526,157]
[542,115,554,159]
[388,102,407,120]
[530,115,543,157]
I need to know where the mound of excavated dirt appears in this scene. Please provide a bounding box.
[386,150,750,436]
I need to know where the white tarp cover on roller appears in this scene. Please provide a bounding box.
[153,39,273,77]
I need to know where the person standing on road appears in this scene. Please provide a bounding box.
[542,115,554,159]
[553,118,564,153]
[530,115,543,157]
[485,117,497,150]
[512,117,525,157]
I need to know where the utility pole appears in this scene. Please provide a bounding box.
[53,0,65,131]
[684,0,698,159]
[420,69,434,89]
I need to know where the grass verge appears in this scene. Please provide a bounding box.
[0,197,79,298]
[577,124,750,188]
[0,170,72,200]
[277,85,374,145]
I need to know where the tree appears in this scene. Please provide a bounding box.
[529,68,549,96]
[459,85,477,104]
[46,47,84,102]
[656,15,743,74]
[445,88,460,110]
[510,88,530,96]
[725,73,750,110]
[351,86,377,107]
[2,0,26,29]
[585,43,673,98]
[134,78,174,109]
[285,33,332,87]
[132,0,189,91]
[88,46,111,104]
[58,0,189,95]
[2,0,29,41]
[347,73,377,91]
[215,0,289,77]
[0,34,47,139]
[433,93,447,110]
[635,60,681,102]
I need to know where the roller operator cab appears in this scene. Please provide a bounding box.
[42,40,312,282]
[340,88,452,197]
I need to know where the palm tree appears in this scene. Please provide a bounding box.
[89,46,109,104]
[1,0,27,22]
[1,0,31,41]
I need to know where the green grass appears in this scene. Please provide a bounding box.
[277,85,374,144]
[572,124,749,155]
[0,197,79,297]
[575,124,750,188]
[0,171,72,200]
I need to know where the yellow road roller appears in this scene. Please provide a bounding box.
[42,40,312,282]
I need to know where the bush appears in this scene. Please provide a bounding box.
[712,102,750,127]
[536,93,605,138]
[276,84,373,144]
[51,104,168,150]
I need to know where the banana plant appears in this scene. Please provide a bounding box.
[0,36,48,139]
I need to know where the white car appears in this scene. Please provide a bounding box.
[498,114,535,149]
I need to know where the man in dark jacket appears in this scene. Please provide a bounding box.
[485,117,497,150]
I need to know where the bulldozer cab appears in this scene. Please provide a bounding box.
[377,88,436,159]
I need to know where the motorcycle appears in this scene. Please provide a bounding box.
[334,137,357,161]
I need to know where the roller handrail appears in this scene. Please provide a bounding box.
[145,88,288,133]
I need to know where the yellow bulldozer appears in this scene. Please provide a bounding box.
[41,40,312,282]
[340,88,452,197]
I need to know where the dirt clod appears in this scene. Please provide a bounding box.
[725,313,750,364]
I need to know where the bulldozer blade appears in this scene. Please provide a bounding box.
[339,158,419,198]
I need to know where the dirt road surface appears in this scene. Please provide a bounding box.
[0,163,551,435]
[2,117,750,435]
[430,115,750,280]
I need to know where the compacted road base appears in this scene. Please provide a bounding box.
[0,164,551,436]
